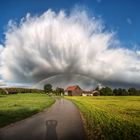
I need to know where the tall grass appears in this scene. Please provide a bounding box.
[0,93,55,127]
[66,96,140,140]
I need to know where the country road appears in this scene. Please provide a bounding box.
[0,98,86,140]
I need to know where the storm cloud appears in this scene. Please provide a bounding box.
[0,8,140,88]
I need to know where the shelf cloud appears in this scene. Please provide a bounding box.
[0,8,140,88]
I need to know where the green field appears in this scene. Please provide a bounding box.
[66,96,140,140]
[0,93,55,127]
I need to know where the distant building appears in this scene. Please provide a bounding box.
[65,85,100,96]
[82,90,100,96]
[82,90,93,96]
[65,85,82,96]
[92,90,100,96]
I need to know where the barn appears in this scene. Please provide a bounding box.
[65,85,83,96]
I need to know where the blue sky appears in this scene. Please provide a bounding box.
[0,0,140,49]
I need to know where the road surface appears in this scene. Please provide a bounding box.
[0,98,86,140]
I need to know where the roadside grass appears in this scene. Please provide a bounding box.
[0,93,55,127]
[66,96,140,140]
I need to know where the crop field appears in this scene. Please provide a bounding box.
[0,93,55,127]
[66,96,140,140]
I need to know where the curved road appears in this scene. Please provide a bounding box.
[0,99,86,140]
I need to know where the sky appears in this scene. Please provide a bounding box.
[0,0,140,47]
[0,0,140,89]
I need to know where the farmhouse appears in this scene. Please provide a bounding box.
[82,90,93,96]
[65,85,100,96]
[82,90,100,96]
[65,85,83,96]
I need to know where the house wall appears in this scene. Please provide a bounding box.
[64,91,73,96]
[65,86,83,96]
[82,93,93,96]
[72,89,82,96]
[68,91,72,96]
[82,93,87,96]
[64,91,68,96]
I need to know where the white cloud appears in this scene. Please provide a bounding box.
[136,51,140,56]
[0,44,4,67]
[0,79,6,86]
[0,9,140,88]
[0,45,4,51]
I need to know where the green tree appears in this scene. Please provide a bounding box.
[55,87,64,96]
[95,86,99,91]
[113,88,128,96]
[122,89,128,95]
[0,88,6,94]
[118,88,124,95]
[137,90,140,96]
[128,88,137,95]
[100,87,113,96]
[44,84,52,94]
[113,88,118,96]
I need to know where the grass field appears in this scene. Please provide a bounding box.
[0,93,55,127]
[66,96,140,140]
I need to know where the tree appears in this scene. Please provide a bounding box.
[128,88,137,95]
[118,88,125,96]
[0,88,6,94]
[95,86,99,91]
[122,89,128,96]
[137,90,140,96]
[44,84,52,94]
[55,87,64,96]
[113,88,118,96]
[113,88,128,96]
[100,87,113,96]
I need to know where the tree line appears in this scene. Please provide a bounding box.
[1,84,139,96]
[99,87,140,96]
[0,88,44,94]
[44,84,140,96]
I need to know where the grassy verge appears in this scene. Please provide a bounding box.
[0,93,55,127]
[66,96,140,140]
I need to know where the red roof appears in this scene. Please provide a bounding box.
[66,85,80,91]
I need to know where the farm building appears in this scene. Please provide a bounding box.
[65,85,100,96]
[92,90,100,96]
[65,85,83,96]
[82,90,93,96]
[82,90,100,96]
